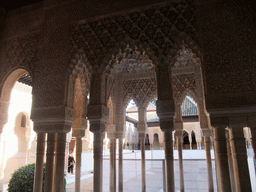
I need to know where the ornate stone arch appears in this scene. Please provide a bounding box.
[14,111,31,143]
[67,59,91,110]
[176,88,198,107]
[0,68,32,132]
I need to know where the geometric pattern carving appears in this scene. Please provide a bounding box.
[70,1,197,70]
[123,77,157,107]
[5,34,39,72]
[172,73,196,103]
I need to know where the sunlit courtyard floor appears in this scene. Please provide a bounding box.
[3,149,255,192]
[66,149,256,192]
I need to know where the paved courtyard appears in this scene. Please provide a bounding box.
[66,150,219,192]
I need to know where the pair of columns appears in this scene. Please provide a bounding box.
[33,132,67,192]
[176,128,214,192]
[108,106,148,192]
[213,124,252,192]
[109,137,124,192]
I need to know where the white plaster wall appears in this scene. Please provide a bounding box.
[81,152,93,173]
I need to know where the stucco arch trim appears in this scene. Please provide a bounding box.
[0,68,31,131]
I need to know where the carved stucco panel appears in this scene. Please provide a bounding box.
[123,77,157,107]
[4,34,39,73]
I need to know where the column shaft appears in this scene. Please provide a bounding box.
[0,136,5,192]
[204,136,214,192]
[213,128,231,192]
[44,133,56,192]
[33,133,46,192]
[177,136,184,192]
[164,130,175,192]
[229,128,252,191]
[140,137,146,192]
[118,138,123,192]
[225,131,236,192]
[109,138,116,192]
[251,128,256,161]
[93,131,104,192]
[75,137,82,192]
[54,133,66,192]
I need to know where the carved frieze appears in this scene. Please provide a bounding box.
[70,1,197,71]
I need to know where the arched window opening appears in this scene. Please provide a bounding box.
[183,131,190,149]
[21,114,26,127]
[191,131,197,149]
[145,134,150,150]
[153,133,160,150]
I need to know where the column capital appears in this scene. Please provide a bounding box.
[156,100,175,120]
[137,122,147,134]
[72,118,87,137]
[107,132,116,139]
[175,129,183,137]
[139,132,146,139]
[116,131,124,139]
[89,120,106,133]
[31,106,75,133]
[160,118,174,132]
[174,121,183,131]
[201,128,212,137]
[87,104,109,122]
[72,128,85,138]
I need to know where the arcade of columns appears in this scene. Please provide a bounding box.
[0,1,255,192]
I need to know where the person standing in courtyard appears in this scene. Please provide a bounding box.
[68,154,75,174]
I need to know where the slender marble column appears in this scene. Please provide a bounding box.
[164,129,175,192]
[93,130,104,192]
[52,134,58,190]
[44,133,56,192]
[75,137,82,192]
[251,128,256,161]
[109,138,116,192]
[229,127,252,191]
[33,133,46,192]
[213,127,231,192]
[118,138,123,192]
[137,106,147,192]
[54,133,66,192]
[177,136,184,192]
[204,136,214,192]
[0,135,5,192]
[140,135,146,192]
[225,130,236,192]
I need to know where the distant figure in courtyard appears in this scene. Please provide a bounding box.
[68,154,75,174]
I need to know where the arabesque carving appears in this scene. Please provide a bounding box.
[70,1,198,71]
[123,78,157,107]
[4,34,39,72]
